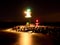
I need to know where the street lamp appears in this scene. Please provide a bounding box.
[24,8,32,27]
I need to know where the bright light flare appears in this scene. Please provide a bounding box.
[24,9,31,18]
[5,28,12,31]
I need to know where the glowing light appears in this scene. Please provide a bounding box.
[19,33,32,45]
[24,9,31,18]
[35,23,39,27]
[36,19,38,22]
[30,24,35,27]
[27,9,31,12]
[26,22,30,26]
[35,19,39,27]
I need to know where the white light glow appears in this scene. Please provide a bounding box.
[24,9,31,18]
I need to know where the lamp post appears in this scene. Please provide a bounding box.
[24,9,32,27]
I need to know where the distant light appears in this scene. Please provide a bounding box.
[26,22,30,26]
[27,9,31,12]
[36,19,38,22]
[35,19,39,27]
[35,23,39,27]
[28,31,32,33]
[25,28,28,30]
[24,8,31,18]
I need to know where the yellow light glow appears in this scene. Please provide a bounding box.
[19,33,32,45]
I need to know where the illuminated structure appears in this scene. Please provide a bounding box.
[24,9,31,18]
[24,8,32,27]
[35,19,39,27]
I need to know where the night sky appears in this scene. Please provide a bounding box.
[0,0,60,22]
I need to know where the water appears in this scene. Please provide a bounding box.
[0,31,53,45]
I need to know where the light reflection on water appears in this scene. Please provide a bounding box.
[13,32,47,45]
[19,33,32,45]
[0,31,53,45]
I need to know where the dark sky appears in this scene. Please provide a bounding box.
[0,0,60,22]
